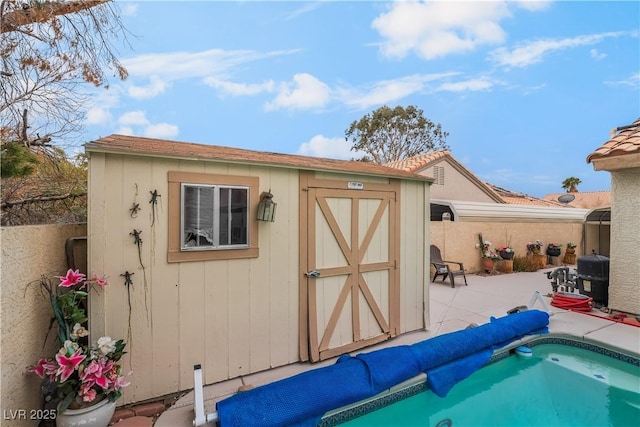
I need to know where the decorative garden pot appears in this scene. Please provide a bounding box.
[497,260,513,274]
[565,247,576,254]
[481,258,495,272]
[546,247,561,257]
[499,250,514,260]
[56,398,116,427]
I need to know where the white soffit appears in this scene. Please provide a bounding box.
[431,199,590,221]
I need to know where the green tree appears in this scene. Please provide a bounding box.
[1,147,87,225]
[345,105,449,163]
[561,177,582,193]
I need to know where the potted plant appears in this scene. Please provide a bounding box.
[526,240,543,255]
[565,242,577,254]
[546,242,562,257]
[27,270,130,427]
[480,240,500,272]
[497,245,515,260]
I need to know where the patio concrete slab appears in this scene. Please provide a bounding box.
[155,268,640,427]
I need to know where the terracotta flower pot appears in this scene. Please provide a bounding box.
[481,258,495,272]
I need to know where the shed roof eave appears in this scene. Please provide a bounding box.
[431,199,590,221]
[85,143,433,183]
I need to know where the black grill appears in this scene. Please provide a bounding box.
[576,253,610,307]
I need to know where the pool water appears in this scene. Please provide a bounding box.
[339,344,640,427]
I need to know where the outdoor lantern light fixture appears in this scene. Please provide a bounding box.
[257,190,276,222]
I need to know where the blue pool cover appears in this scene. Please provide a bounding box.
[216,309,549,427]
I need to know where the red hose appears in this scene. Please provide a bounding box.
[550,292,593,312]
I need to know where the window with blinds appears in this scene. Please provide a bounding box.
[181,184,248,250]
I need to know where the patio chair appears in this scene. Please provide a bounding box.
[430,245,468,288]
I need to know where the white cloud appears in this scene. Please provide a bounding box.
[284,2,323,21]
[338,73,458,110]
[115,111,178,138]
[144,123,179,139]
[437,78,494,92]
[116,127,134,136]
[297,135,364,160]
[605,72,640,89]
[488,31,626,68]
[121,3,138,17]
[118,110,149,126]
[128,76,168,99]
[85,107,112,125]
[204,78,276,96]
[265,73,331,111]
[372,1,510,59]
[122,48,300,82]
[590,49,607,61]
[514,0,553,12]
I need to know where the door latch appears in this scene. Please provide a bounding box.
[305,270,320,278]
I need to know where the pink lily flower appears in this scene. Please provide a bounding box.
[55,349,86,382]
[57,269,86,287]
[82,388,97,402]
[27,358,57,379]
[91,274,109,287]
[113,374,131,390]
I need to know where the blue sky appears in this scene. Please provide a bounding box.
[82,1,639,198]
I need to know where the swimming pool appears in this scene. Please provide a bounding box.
[321,337,640,427]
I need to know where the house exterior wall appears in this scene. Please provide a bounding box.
[430,220,584,275]
[1,223,87,425]
[607,168,640,314]
[418,161,496,203]
[87,152,429,403]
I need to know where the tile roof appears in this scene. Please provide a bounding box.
[542,191,610,209]
[85,134,431,181]
[384,150,450,172]
[587,117,640,163]
[486,183,567,207]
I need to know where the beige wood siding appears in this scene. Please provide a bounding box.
[89,154,429,403]
[88,153,300,403]
[399,180,430,332]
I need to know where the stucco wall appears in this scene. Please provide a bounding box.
[1,223,87,426]
[608,168,640,314]
[430,220,584,274]
[420,162,496,203]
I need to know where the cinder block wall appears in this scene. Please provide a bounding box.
[1,224,86,425]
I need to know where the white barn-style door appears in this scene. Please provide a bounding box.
[299,174,400,362]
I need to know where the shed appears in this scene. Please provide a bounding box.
[85,135,432,404]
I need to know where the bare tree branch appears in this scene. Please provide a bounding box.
[1,191,87,209]
[1,0,108,33]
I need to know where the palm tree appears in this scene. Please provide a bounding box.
[562,177,582,193]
